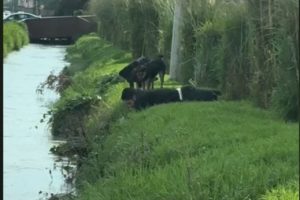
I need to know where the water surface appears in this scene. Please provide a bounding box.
[4,44,73,200]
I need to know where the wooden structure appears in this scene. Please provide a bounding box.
[24,15,97,44]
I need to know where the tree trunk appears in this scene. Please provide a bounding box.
[169,0,183,81]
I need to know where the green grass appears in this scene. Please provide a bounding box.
[3,22,29,57]
[76,101,298,200]
[260,181,299,200]
[51,33,180,117]
[49,33,180,138]
[65,33,132,75]
[50,34,298,200]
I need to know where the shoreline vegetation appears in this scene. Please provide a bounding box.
[3,22,29,58]
[42,34,298,200]
[3,1,298,198]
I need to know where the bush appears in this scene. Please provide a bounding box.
[64,34,129,76]
[46,34,130,145]
[270,9,299,121]
[3,22,29,57]
[194,20,223,87]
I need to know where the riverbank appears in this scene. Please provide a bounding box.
[3,22,29,58]
[47,34,299,200]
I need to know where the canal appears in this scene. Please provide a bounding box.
[4,44,74,200]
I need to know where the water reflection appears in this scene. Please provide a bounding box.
[4,44,74,200]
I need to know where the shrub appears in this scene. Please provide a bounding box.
[3,22,29,57]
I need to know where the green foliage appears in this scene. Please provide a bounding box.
[194,20,223,87]
[219,4,251,99]
[269,0,299,121]
[192,2,251,100]
[260,181,299,200]
[76,101,298,200]
[3,22,29,57]
[129,0,160,58]
[47,30,298,199]
[181,0,214,84]
[128,0,147,58]
[88,0,171,58]
[50,94,102,137]
[85,0,299,120]
[271,35,299,121]
[88,0,131,49]
[155,0,174,64]
[95,74,123,94]
[180,20,196,83]
[48,32,182,180]
[188,0,298,120]
[47,34,130,140]
[65,33,130,76]
[57,95,102,113]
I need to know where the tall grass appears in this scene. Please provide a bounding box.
[87,0,299,121]
[3,22,29,58]
[189,0,299,120]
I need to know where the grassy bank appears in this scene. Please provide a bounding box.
[75,102,298,200]
[47,34,299,200]
[3,22,29,58]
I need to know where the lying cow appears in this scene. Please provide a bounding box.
[121,85,221,110]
